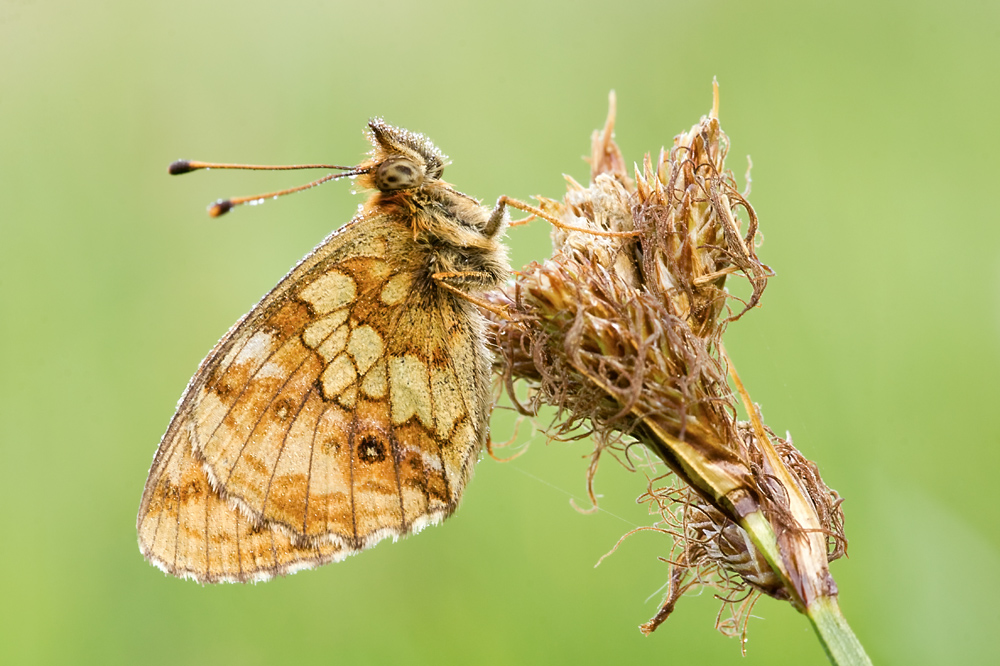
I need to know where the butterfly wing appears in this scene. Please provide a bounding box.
[137,424,345,582]
[138,212,491,581]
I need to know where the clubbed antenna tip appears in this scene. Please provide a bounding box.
[168,160,195,175]
[208,199,233,217]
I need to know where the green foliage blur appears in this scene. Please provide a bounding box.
[2,1,998,663]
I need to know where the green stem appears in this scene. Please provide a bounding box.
[807,596,872,666]
[738,512,871,666]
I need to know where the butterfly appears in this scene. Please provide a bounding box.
[137,119,510,582]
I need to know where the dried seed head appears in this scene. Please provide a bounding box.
[488,87,845,640]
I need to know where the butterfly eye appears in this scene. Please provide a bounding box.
[375,158,424,191]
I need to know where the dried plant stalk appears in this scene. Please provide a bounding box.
[488,85,869,665]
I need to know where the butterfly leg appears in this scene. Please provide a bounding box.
[432,273,512,320]
[431,269,498,288]
[497,195,641,238]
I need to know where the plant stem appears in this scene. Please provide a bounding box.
[737,512,870,665]
[807,595,872,666]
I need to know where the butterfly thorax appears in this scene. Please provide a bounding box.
[361,183,509,296]
[350,118,510,296]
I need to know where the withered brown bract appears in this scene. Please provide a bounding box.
[138,120,510,582]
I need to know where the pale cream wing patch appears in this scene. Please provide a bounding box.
[385,283,490,510]
[140,212,490,564]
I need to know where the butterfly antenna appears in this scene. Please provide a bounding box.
[167,160,371,217]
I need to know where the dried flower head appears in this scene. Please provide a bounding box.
[488,85,848,644]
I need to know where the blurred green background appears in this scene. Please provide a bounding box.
[2,0,998,663]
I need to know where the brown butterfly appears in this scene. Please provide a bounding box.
[138,120,510,582]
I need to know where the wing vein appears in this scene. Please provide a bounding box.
[261,381,319,520]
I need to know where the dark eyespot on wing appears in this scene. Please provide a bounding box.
[357,434,386,464]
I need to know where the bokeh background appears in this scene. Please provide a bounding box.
[2,1,998,663]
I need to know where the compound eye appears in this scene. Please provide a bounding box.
[375,158,423,191]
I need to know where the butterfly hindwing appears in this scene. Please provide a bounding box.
[137,421,346,583]
[138,211,490,580]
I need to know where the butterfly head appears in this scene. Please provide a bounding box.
[360,119,449,193]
